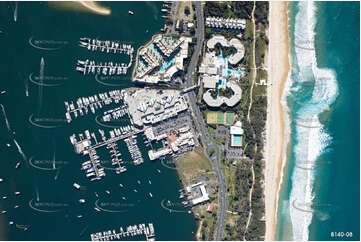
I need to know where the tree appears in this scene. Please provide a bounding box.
[209,147,216,156]
[184,6,190,16]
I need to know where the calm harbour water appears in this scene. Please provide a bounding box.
[0,2,197,240]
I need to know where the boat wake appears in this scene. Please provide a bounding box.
[0,104,12,132]
[286,1,339,240]
[13,138,27,163]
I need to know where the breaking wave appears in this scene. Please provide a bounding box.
[286,1,338,240]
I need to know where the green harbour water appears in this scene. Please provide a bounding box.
[0,2,197,240]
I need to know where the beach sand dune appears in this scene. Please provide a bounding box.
[265,1,290,241]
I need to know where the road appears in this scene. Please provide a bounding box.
[183,2,227,240]
[170,2,180,34]
[183,1,204,89]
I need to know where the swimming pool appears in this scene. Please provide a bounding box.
[233,135,242,145]
[217,55,243,80]
[159,58,175,73]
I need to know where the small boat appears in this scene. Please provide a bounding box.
[149,192,153,198]
[94,192,99,198]
[148,180,151,184]
[6,143,10,147]
[128,10,134,15]
[1,90,6,95]
[73,183,81,190]
[1,210,6,214]
[14,205,19,209]
[77,215,83,218]
[14,192,20,195]
[137,180,141,184]
[122,196,126,200]
[78,199,86,204]
[16,224,29,231]
[2,196,7,200]
[94,207,100,212]
[9,221,14,225]
[119,184,123,188]
[157,169,161,173]
[15,162,21,169]
[0,178,3,182]
[105,190,110,195]
[133,189,137,193]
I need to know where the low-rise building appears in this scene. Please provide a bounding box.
[148,148,172,160]
[185,182,210,206]
[230,121,244,147]
[205,17,246,30]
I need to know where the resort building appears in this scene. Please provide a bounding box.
[132,34,192,84]
[230,121,244,147]
[206,35,245,65]
[203,81,242,107]
[205,17,246,30]
[199,35,244,108]
[123,89,188,128]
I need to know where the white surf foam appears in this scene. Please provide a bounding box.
[288,1,339,240]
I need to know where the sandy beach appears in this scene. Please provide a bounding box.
[265,1,290,241]
[78,2,111,15]
[48,1,111,15]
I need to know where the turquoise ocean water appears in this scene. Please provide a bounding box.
[277,2,359,241]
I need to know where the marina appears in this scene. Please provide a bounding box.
[76,59,130,76]
[101,105,128,123]
[79,38,134,55]
[90,223,155,241]
[69,124,144,180]
[124,136,144,166]
[64,89,123,123]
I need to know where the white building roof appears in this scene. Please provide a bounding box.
[230,121,244,135]
[202,75,220,89]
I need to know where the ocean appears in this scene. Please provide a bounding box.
[277,1,360,241]
[0,2,197,241]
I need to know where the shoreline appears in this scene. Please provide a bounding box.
[265,1,291,241]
